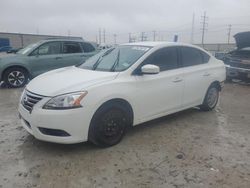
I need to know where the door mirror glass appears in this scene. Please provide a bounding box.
[141,64,160,74]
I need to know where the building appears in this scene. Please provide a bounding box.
[0,32,82,49]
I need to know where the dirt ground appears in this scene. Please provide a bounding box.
[0,82,250,188]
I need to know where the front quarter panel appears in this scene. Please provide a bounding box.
[0,55,31,80]
[80,75,140,126]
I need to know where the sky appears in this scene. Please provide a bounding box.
[0,0,250,44]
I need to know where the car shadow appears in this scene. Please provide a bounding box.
[0,81,27,89]
[18,107,201,154]
[0,81,7,88]
[227,79,250,86]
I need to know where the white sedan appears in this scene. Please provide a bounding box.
[18,42,226,147]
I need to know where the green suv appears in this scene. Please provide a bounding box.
[0,39,98,88]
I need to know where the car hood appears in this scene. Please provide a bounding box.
[0,54,25,63]
[234,31,250,49]
[26,66,119,96]
[0,53,16,58]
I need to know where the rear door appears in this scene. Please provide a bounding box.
[179,46,211,108]
[60,41,85,67]
[134,47,184,121]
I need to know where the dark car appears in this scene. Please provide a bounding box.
[224,31,250,81]
[0,46,12,52]
[7,47,22,54]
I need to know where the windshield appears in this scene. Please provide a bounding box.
[17,42,41,55]
[79,45,151,72]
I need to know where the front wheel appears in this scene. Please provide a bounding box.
[200,85,219,111]
[88,104,130,147]
[3,67,28,88]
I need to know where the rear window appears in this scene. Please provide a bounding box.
[63,42,82,53]
[81,42,95,52]
[181,47,209,67]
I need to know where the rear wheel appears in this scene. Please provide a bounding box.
[3,67,28,88]
[200,84,219,111]
[88,103,131,147]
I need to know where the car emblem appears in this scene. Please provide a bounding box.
[23,95,28,103]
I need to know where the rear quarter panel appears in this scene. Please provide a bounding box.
[210,58,226,83]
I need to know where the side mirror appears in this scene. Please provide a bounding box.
[141,64,160,74]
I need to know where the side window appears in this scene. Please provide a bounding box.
[201,51,210,63]
[33,42,61,56]
[181,47,204,67]
[63,42,82,54]
[143,47,178,71]
[81,42,95,53]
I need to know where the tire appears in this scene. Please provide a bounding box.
[200,84,219,111]
[3,67,28,88]
[88,103,131,147]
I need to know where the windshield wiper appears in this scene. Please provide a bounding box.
[93,48,115,70]
[111,50,120,72]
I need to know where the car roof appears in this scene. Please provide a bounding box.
[122,41,200,47]
[121,41,210,53]
[40,38,85,43]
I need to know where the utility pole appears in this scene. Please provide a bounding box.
[190,13,195,44]
[129,33,131,43]
[153,31,156,41]
[113,34,117,45]
[200,11,208,46]
[98,28,102,45]
[227,24,232,44]
[96,35,98,44]
[141,32,144,41]
[103,29,106,44]
[67,29,71,37]
[141,32,147,41]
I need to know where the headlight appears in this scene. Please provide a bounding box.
[43,91,88,110]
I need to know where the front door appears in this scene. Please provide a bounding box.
[28,41,63,77]
[134,47,183,122]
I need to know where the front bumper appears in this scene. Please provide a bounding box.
[226,65,250,78]
[18,99,92,144]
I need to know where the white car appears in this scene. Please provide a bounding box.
[18,42,226,147]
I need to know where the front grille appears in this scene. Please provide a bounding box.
[22,90,43,112]
[229,61,250,69]
[225,57,250,69]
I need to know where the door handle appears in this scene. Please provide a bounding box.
[55,57,62,60]
[172,77,183,83]
[80,54,87,57]
[203,72,211,76]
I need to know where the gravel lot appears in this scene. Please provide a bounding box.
[0,82,250,188]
